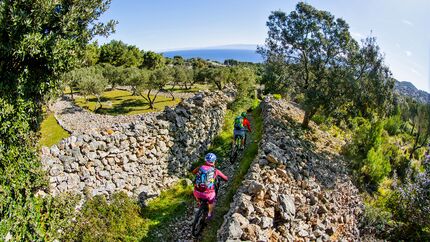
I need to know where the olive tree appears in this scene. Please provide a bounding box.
[125,67,150,96]
[227,66,256,99]
[62,69,81,100]
[77,67,108,110]
[99,63,126,89]
[258,3,356,127]
[172,65,194,92]
[136,67,172,109]
[208,67,229,90]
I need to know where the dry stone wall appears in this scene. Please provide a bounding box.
[41,89,235,201]
[218,97,363,241]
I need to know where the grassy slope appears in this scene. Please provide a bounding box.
[75,90,181,115]
[140,180,194,240]
[39,113,70,147]
[167,83,212,93]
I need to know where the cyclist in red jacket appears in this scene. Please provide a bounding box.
[233,112,251,149]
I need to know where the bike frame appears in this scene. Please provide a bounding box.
[191,178,221,237]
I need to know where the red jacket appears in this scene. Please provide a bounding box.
[243,118,251,132]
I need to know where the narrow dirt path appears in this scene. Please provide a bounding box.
[147,111,260,241]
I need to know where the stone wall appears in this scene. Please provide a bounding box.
[41,89,235,201]
[217,97,363,241]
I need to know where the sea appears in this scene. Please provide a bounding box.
[162,49,263,63]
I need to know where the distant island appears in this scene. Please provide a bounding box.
[162,48,263,63]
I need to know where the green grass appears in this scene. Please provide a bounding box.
[39,113,70,147]
[167,83,212,93]
[75,89,181,115]
[140,180,194,241]
[201,101,263,242]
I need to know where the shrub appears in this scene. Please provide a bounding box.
[388,148,430,240]
[272,94,282,100]
[361,202,393,236]
[384,115,402,136]
[65,192,146,241]
[361,147,392,188]
[0,1,114,239]
[311,114,325,125]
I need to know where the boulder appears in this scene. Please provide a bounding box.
[278,194,296,221]
[247,181,265,195]
[232,213,249,228]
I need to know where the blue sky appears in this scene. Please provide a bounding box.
[97,0,430,92]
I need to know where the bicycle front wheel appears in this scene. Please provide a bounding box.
[191,204,208,237]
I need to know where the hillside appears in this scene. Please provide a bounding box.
[395,80,430,103]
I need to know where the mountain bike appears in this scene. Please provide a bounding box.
[191,178,221,237]
[230,131,247,163]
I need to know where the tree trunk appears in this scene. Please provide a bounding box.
[146,90,153,109]
[96,95,102,112]
[410,131,430,159]
[302,108,317,128]
[168,91,175,101]
[169,84,177,101]
[148,99,154,109]
[70,86,74,100]
[131,86,137,96]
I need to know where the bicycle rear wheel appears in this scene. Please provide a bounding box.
[230,138,239,163]
[191,203,208,237]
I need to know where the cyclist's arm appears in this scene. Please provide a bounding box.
[244,119,252,132]
[215,169,228,181]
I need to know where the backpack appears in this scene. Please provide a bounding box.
[234,116,244,130]
[195,166,215,192]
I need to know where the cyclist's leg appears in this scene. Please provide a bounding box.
[240,130,246,149]
[233,129,238,145]
[193,189,202,206]
[206,192,216,218]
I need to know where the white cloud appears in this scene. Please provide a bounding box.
[401,19,414,26]
[405,50,412,57]
[395,43,401,48]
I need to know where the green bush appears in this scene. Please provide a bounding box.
[362,202,393,236]
[361,147,392,187]
[384,115,402,136]
[311,114,325,125]
[294,93,305,103]
[273,94,282,100]
[346,118,393,189]
[66,192,146,242]
[381,141,409,179]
